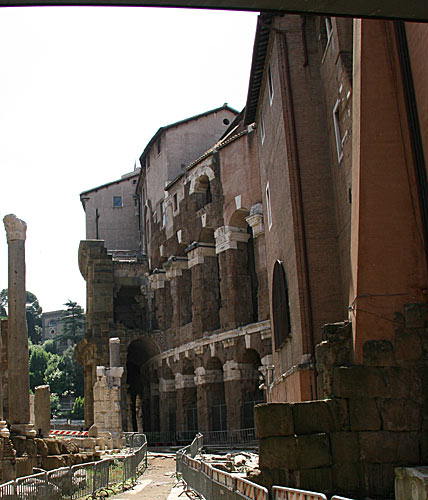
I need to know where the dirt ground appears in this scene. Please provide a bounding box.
[110,452,182,500]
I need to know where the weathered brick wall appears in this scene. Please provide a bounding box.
[255,303,428,498]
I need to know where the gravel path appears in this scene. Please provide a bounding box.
[109,452,187,500]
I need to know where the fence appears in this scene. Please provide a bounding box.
[177,434,268,500]
[0,433,148,499]
[177,434,355,500]
[145,427,257,446]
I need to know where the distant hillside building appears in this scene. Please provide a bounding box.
[41,310,68,351]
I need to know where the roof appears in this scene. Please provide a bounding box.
[138,103,239,164]
[244,13,274,126]
[80,169,140,198]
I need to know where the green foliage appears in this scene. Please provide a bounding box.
[72,396,84,419]
[0,288,43,343]
[43,339,57,355]
[44,353,68,395]
[50,393,60,417]
[58,300,85,344]
[29,345,49,390]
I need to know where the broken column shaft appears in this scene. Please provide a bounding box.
[3,214,36,437]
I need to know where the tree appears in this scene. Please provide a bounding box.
[58,300,85,344]
[29,345,49,391]
[44,353,68,395]
[43,339,57,355]
[0,289,43,343]
[71,396,84,419]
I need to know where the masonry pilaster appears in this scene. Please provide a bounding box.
[186,243,220,335]
[159,378,176,433]
[215,226,252,329]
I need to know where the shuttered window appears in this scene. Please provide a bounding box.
[272,260,291,349]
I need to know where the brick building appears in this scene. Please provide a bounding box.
[77,103,273,436]
[248,13,428,499]
[77,13,428,498]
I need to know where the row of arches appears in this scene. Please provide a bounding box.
[126,343,266,434]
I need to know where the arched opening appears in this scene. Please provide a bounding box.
[192,174,213,210]
[126,337,160,431]
[181,359,198,437]
[238,349,264,429]
[206,357,226,433]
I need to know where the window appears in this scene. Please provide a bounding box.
[147,155,150,169]
[113,196,123,208]
[160,200,166,227]
[157,139,161,154]
[265,182,272,230]
[268,66,274,105]
[332,100,343,162]
[173,193,178,212]
[260,107,265,145]
[272,260,291,350]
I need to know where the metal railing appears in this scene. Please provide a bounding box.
[177,434,356,500]
[0,433,148,499]
[272,486,328,500]
[145,428,257,446]
[177,434,268,500]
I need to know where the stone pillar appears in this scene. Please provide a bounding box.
[135,394,143,433]
[164,257,192,333]
[109,337,121,367]
[223,361,243,431]
[159,378,176,433]
[3,214,35,437]
[175,373,197,433]
[92,338,124,447]
[34,385,50,438]
[246,205,270,321]
[186,242,220,335]
[150,382,160,432]
[215,226,252,329]
[195,366,224,432]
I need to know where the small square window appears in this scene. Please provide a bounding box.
[113,196,123,208]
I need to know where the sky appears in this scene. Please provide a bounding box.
[0,6,258,313]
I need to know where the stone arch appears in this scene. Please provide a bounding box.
[228,208,250,228]
[189,166,215,195]
[199,227,215,244]
[126,337,160,431]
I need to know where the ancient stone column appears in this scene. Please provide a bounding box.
[34,385,50,438]
[3,214,35,437]
[109,337,121,367]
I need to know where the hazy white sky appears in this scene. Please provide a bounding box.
[0,6,258,313]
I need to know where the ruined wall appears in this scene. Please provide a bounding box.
[256,303,428,498]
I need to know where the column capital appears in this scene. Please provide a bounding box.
[185,242,216,268]
[3,214,27,242]
[214,226,250,254]
[163,256,188,279]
